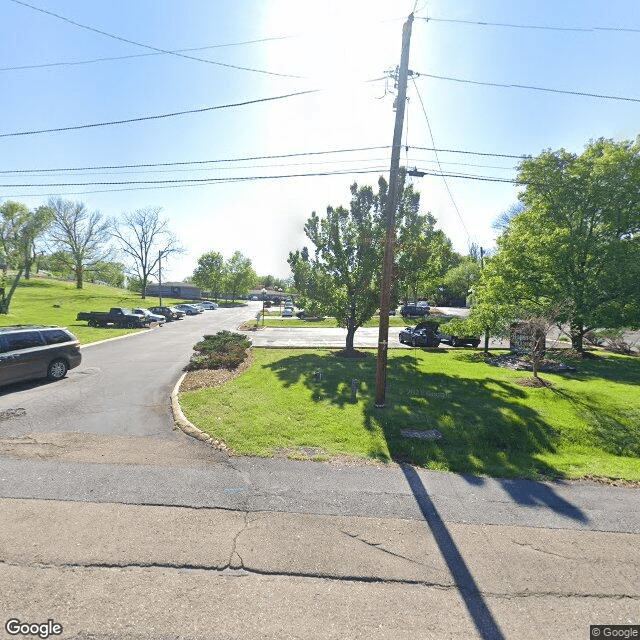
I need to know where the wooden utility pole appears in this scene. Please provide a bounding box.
[375,13,414,408]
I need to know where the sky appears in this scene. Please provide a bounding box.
[1,0,640,282]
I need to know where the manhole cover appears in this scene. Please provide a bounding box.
[0,408,26,421]
[400,428,443,440]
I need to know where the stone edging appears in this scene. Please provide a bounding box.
[170,373,227,450]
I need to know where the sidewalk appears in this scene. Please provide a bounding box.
[3,493,638,639]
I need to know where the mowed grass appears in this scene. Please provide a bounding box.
[0,276,187,344]
[180,347,640,481]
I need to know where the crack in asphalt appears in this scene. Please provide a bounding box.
[2,559,638,600]
[341,529,427,566]
[229,511,249,569]
[510,539,588,561]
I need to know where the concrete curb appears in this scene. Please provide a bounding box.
[170,373,228,451]
[80,325,159,349]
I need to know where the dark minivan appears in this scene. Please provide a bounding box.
[0,326,82,386]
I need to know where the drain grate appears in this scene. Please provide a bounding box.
[400,428,443,440]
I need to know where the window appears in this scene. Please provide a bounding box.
[42,329,73,345]
[3,331,45,351]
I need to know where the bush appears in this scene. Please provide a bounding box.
[591,328,637,355]
[185,331,250,371]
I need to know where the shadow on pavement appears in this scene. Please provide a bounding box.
[498,478,588,523]
[401,463,506,640]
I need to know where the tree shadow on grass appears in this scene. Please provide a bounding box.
[264,350,564,480]
[554,352,640,387]
[550,387,640,458]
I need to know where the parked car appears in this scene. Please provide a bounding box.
[198,301,219,310]
[398,322,441,347]
[175,304,203,315]
[440,334,481,348]
[76,307,151,328]
[148,306,184,321]
[0,326,82,386]
[282,308,294,317]
[400,302,431,318]
[132,308,165,325]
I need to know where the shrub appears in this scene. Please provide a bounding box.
[185,331,250,371]
[591,329,637,355]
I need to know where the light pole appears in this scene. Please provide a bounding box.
[158,249,166,307]
[261,287,267,325]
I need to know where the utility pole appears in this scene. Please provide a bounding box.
[480,246,490,354]
[375,13,414,408]
[158,250,164,307]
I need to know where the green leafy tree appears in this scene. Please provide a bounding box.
[288,180,386,354]
[225,251,256,301]
[395,203,453,302]
[192,251,227,300]
[0,201,54,313]
[47,198,112,289]
[473,138,640,350]
[442,257,482,306]
[0,201,53,278]
[87,261,126,287]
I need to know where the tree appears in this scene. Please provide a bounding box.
[0,201,53,279]
[441,257,481,306]
[395,203,453,303]
[87,261,126,288]
[0,201,54,313]
[47,198,112,289]
[288,180,386,354]
[225,251,256,301]
[473,138,640,351]
[110,207,182,299]
[192,251,227,300]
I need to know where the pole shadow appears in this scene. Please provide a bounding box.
[401,463,506,640]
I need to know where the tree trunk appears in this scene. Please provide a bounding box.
[0,267,24,314]
[345,325,356,354]
[484,327,490,354]
[75,266,83,289]
[570,324,584,352]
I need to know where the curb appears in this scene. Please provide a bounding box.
[80,324,159,349]
[170,373,228,451]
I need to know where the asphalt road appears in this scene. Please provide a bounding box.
[1,302,638,640]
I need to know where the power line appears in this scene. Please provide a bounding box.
[414,71,640,104]
[0,36,294,73]
[0,166,390,188]
[411,78,470,241]
[0,145,525,174]
[413,146,526,159]
[0,155,518,180]
[0,90,319,138]
[417,15,640,33]
[0,166,530,199]
[8,0,304,79]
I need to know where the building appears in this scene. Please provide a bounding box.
[145,282,202,300]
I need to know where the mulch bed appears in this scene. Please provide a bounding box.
[179,349,253,392]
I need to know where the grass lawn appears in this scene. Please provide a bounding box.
[0,277,189,344]
[180,347,640,481]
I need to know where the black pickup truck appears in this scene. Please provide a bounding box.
[76,307,151,328]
